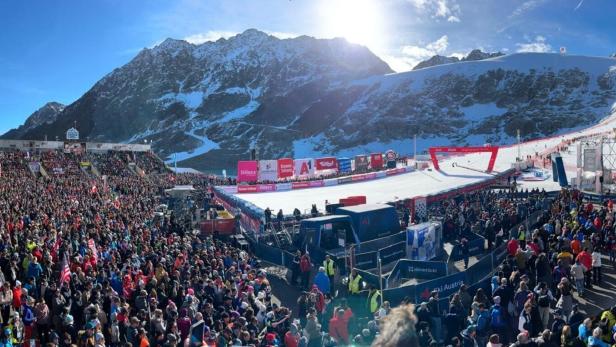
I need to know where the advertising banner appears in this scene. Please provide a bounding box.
[388,260,447,285]
[276,182,292,191]
[277,158,294,179]
[351,174,367,182]
[309,180,324,188]
[315,157,338,171]
[257,184,276,192]
[354,155,369,171]
[237,185,258,193]
[370,153,383,169]
[324,179,339,187]
[414,271,466,303]
[379,242,406,266]
[355,251,378,270]
[258,160,278,182]
[338,158,352,173]
[294,158,315,177]
[406,224,436,260]
[237,161,258,182]
[338,176,352,184]
[292,181,310,189]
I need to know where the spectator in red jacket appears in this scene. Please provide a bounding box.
[284,324,300,347]
[329,309,350,345]
[576,248,593,288]
[507,238,519,257]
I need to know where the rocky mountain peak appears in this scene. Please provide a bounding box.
[413,55,460,70]
[464,49,504,61]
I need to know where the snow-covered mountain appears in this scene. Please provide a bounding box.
[4,29,616,171]
[413,49,504,70]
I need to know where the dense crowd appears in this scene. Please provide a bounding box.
[0,149,291,347]
[411,189,616,347]
[4,146,616,347]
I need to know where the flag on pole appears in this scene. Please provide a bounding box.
[60,254,71,284]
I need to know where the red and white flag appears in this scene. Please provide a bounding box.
[60,254,71,284]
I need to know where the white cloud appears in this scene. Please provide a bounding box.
[183,31,238,44]
[266,31,300,39]
[390,35,450,71]
[516,35,553,53]
[510,0,545,18]
[408,0,461,22]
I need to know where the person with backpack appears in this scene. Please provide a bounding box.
[534,283,554,330]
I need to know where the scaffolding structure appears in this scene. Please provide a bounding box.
[577,132,616,193]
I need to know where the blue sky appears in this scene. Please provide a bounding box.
[1,0,614,134]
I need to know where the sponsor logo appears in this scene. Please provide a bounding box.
[338,177,352,184]
[316,158,337,170]
[386,150,396,161]
[257,184,276,192]
[237,185,258,193]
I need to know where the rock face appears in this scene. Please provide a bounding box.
[4,102,65,139]
[4,30,616,171]
[413,49,504,70]
[413,55,460,70]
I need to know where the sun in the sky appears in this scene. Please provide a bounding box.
[318,0,385,51]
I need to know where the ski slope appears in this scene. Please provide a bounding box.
[234,110,616,214]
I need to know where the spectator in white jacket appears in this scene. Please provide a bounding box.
[592,249,603,284]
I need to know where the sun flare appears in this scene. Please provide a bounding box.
[319,0,384,51]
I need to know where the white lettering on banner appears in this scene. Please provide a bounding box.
[408,266,438,273]
[356,259,375,267]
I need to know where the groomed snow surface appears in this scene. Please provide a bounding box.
[233,109,616,214]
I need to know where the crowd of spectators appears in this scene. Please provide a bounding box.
[412,188,616,347]
[0,149,297,347]
[5,146,616,347]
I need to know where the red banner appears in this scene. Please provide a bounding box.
[309,180,324,187]
[237,161,258,182]
[277,158,294,179]
[315,157,338,171]
[351,174,367,181]
[292,181,310,189]
[370,153,383,169]
[237,185,258,193]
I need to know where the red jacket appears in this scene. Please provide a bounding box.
[507,239,519,256]
[576,251,592,270]
[284,332,299,347]
[329,316,349,345]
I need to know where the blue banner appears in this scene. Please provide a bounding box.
[338,158,352,173]
[414,271,466,303]
[355,251,378,270]
[379,242,406,266]
[388,260,447,287]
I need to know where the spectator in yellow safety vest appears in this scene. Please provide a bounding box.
[323,255,336,294]
[367,285,382,314]
[348,269,363,295]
